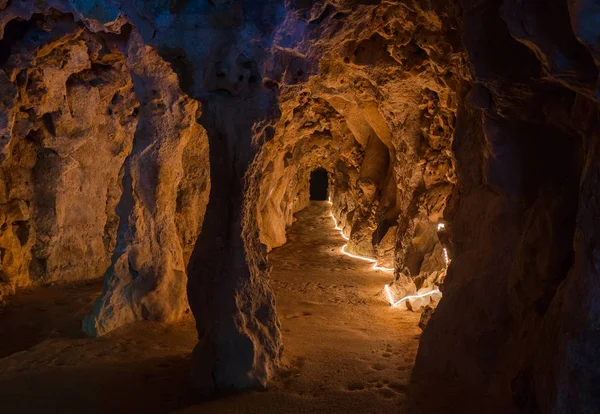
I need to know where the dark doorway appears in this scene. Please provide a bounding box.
[310,168,328,200]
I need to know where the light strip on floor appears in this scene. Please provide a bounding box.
[384,283,397,305]
[330,211,392,271]
[382,220,449,308]
[372,263,395,272]
[384,284,441,308]
[329,208,446,308]
[341,244,377,263]
[330,212,349,240]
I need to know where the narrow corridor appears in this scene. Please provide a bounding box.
[266,201,422,411]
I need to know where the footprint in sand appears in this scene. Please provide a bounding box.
[387,381,408,393]
[284,311,312,319]
[345,380,366,391]
[377,388,397,399]
[371,362,387,371]
[279,356,305,383]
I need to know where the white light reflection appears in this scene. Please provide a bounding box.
[384,284,441,308]
[341,244,376,263]
[381,220,449,309]
[330,211,391,271]
[373,263,395,272]
[330,212,349,240]
[438,222,450,265]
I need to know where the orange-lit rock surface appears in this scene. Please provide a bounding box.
[0,202,425,413]
[1,0,600,411]
[0,12,139,299]
[0,7,210,336]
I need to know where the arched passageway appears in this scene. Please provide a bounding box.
[309,168,328,201]
[267,201,421,410]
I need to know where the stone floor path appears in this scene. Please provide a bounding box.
[0,201,422,413]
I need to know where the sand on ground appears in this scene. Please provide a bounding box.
[0,201,422,413]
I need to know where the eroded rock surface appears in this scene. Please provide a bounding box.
[250,0,464,302]
[83,31,210,336]
[0,5,210,336]
[0,11,138,299]
[2,0,600,411]
[413,1,600,412]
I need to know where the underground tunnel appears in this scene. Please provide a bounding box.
[309,168,328,201]
[0,1,599,413]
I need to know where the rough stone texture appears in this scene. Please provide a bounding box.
[3,0,600,410]
[83,31,210,336]
[0,0,462,396]
[0,5,211,336]
[2,0,278,394]
[413,1,600,412]
[251,0,464,298]
[98,0,287,393]
[0,11,138,299]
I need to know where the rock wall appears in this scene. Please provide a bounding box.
[1,0,463,395]
[0,4,211,336]
[2,0,283,393]
[83,31,211,336]
[0,10,138,299]
[3,0,600,409]
[250,0,465,301]
[96,0,287,393]
[413,0,600,412]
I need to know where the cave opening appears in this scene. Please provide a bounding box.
[309,168,328,201]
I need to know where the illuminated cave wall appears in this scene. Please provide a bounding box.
[0,6,211,334]
[250,1,464,299]
[1,0,600,411]
[413,1,600,412]
[0,12,139,298]
[0,0,461,393]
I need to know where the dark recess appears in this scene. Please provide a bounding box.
[310,168,328,200]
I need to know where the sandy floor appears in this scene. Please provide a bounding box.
[0,201,423,413]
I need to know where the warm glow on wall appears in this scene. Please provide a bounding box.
[382,221,449,308]
[330,211,391,270]
[330,207,445,308]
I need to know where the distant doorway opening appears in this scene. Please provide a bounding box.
[310,168,328,201]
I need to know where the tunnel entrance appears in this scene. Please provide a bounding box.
[309,168,328,201]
